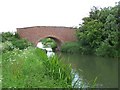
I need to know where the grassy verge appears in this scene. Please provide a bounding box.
[2,47,73,88]
[61,42,80,54]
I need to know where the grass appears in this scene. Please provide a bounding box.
[61,42,80,53]
[2,47,73,88]
[0,52,2,89]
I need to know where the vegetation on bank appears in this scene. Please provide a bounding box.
[61,42,80,53]
[1,2,119,88]
[1,32,73,88]
[61,2,120,58]
[0,32,32,52]
[2,47,73,88]
[41,38,57,51]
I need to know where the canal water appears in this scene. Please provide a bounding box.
[59,53,118,88]
[37,42,118,88]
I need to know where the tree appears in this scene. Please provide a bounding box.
[76,2,119,57]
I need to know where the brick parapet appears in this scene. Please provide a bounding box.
[17,26,77,46]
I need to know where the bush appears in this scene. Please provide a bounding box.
[95,41,118,57]
[1,32,33,52]
[61,42,80,53]
[1,32,14,42]
[0,41,13,52]
[76,3,119,57]
[12,39,32,50]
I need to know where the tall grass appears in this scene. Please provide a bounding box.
[61,42,80,53]
[43,56,73,87]
[2,47,73,88]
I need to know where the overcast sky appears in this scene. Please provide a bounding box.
[0,0,119,32]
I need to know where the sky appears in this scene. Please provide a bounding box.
[0,0,119,32]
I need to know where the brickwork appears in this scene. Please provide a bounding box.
[17,26,77,46]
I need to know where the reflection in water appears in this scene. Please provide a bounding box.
[72,70,88,88]
[46,48,55,57]
[72,71,82,88]
[37,42,55,57]
[60,53,118,88]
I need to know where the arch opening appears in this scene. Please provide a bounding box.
[37,36,62,51]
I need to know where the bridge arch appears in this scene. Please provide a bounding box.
[36,35,63,50]
[17,26,77,50]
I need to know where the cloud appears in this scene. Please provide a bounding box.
[0,0,119,32]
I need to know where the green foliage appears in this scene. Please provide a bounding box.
[41,38,57,49]
[2,47,73,88]
[43,55,73,86]
[0,32,33,52]
[61,42,80,53]
[95,41,118,57]
[61,2,119,58]
[1,32,73,88]
[12,39,32,50]
[1,32,19,42]
[76,2,120,57]
[0,41,13,52]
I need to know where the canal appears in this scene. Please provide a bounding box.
[37,42,118,88]
[59,53,118,88]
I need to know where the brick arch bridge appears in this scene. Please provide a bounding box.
[17,26,77,49]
